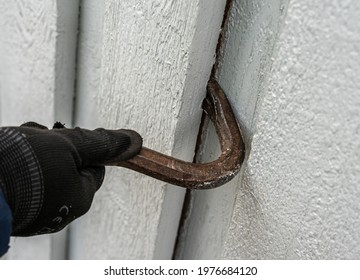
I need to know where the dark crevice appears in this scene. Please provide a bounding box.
[171,189,194,260]
[211,0,234,78]
[70,0,82,129]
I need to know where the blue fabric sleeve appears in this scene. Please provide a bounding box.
[0,188,12,257]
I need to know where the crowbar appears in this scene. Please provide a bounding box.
[106,79,245,189]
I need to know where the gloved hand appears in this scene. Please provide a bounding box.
[0,122,142,236]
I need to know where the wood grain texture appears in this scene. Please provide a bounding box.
[70,0,226,259]
[0,0,79,259]
[0,0,57,127]
[175,0,289,259]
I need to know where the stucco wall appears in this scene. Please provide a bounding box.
[222,0,360,259]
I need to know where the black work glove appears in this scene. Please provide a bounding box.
[0,122,142,236]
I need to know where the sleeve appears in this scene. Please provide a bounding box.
[0,188,12,257]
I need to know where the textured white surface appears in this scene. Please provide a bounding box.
[222,0,360,259]
[70,0,225,259]
[176,0,289,259]
[0,0,79,259]
[0,0,57,127]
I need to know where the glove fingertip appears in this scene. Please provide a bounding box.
[114,129,143,161]
[94,128,143,164]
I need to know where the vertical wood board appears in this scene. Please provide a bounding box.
[175,0,289,259]
[0,0,79,259]
[222,0,360,259]
[0,0,57,127]
[70,0,226,259]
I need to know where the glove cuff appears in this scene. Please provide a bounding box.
[0,128,44,234]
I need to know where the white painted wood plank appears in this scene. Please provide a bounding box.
[175,0,289,259]
[70,0,226,259]
[222,0,360,259]
[0,0,57,127]
[0,0,79,259]
[179,0,360,260]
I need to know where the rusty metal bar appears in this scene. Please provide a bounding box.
[105,79,245,189]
